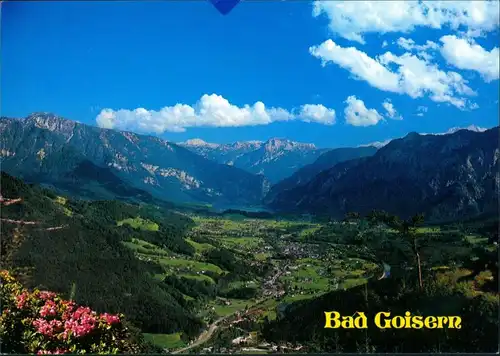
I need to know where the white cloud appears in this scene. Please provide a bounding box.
[344,96,384,127]
[96,94,336,134]
[309,40,400,92]
[296,104,336,124]
[312,1,500,44]
[440,35,499,82]
[395,37,438,61]
[382,99,403,120]
[396,37,438,52]
[310,39,476,110]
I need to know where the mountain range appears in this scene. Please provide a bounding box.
[179,138,329,184]
[1,113,497,222]
[268,127,499,221]
[0,114,268,206]
[263,146,378,203]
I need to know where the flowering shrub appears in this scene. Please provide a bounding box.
[0,270,142,354]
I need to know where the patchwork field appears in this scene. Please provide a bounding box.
[117,211,496,353]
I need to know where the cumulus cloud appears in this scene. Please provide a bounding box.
[309,40,400,92]
[96,94,336,134]
[395,37,438,61]
[396,38,439,52]
[296,104,336,124]
[439,35,499,82]
[382,99,403,120]
[344,96,384,127]
[312,1,500,44]
[310,39,476,110]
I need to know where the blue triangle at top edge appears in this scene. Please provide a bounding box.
[207,0,241,15]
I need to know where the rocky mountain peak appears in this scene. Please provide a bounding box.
[445,125,487,134]
[25,113,77,139]
[231,140,263,150]
[264,138,316,152]
[182,138,220,148]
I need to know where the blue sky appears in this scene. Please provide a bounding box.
[2,1,499,148]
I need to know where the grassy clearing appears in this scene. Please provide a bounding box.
[54,196,67,205]
[416,226,441,234]
[53,196,72,216]
[221,237,263,250]
[186,238,214,253]
[179,272,215,284]
[192,217,242,231]
[228,280,258,289]
[341,278,368,289]
[117,217,159,231]
[465,235,489,245]
[156,257,224,275]
[121,239,170,257]
[212,299,251,317]
[283,293,321,303]
[299,226,321,239]
[255,253,271,261]
[142,333,186,349]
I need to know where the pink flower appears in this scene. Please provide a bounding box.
[32,318,63,337]
[40,300,57,317]
[60,300,76,320]
[39,291,57,300]
[33,318,55,337]
[62,306,97,338]
[37,348,68,354]
[15,291,29,309]
[100,312,120,325]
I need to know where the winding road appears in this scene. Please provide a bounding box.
[171,296,272,354]
[171,314,232,354]
[170,264,284,353]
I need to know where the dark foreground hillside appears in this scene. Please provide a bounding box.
[0,172,203,337]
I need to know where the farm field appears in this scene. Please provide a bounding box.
[124,210,496,353]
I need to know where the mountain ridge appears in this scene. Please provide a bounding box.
[264,146,378,203]
[267,127,500,222]
[180,137,328,183]
[0,113,269,206]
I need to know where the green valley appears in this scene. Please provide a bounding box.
[1,171,497,353]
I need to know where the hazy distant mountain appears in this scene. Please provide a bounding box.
[268,127,499,222]
[0,114,268,205]
[358,140,392,149]
[180,138,329,183]
[179,138,264,165]
[358,125,489,149]
[264,146,378,203]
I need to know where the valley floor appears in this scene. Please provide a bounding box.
[133,212,497,354]
[1,174,497,354]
